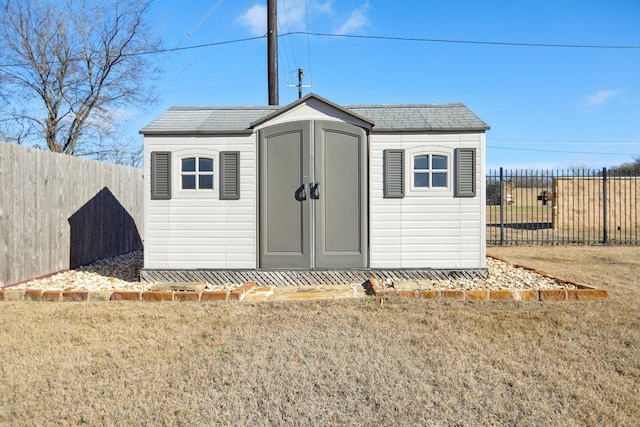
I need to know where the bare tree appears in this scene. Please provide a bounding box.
[610,156,640,176]
[0,0,160,162]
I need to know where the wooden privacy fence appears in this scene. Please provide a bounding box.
[487,168,640,245]
[0,142,143,287]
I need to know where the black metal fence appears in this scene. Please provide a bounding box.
[486,168,640,245]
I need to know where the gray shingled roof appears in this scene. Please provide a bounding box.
[140,96,489,135]
[140,106,279,135]
[347,104,489,132]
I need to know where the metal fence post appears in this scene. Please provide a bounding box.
[603,167,608,244]
[499,167,505,245]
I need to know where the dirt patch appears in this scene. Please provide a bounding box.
[0,246,638,426]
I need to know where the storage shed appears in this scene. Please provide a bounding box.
[140,94,489,284]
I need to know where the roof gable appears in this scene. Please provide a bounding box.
[249,93,375,128]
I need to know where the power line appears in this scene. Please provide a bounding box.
[278,0,294,86]
[172,0,226,52]
[491,138,640,145]
[283,31,640,49]
[0,36,267,67]
[304,0,313,87]
[4,29,638,68]
[133,36,268,56]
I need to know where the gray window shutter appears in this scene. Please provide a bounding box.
[455,148,476,197]
[151,151,171,200]
[220,151,240,200]
[384,149,404,198]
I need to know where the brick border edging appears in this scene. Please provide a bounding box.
[0,282,257,303]
[367,254,608,301]
[0,267,608,302]
[367,278,607,301]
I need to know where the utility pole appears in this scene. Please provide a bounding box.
[288,67,313,99]
[267,0,278,105]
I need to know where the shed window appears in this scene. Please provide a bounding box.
[413,154,448,188]
[181,157,214,190]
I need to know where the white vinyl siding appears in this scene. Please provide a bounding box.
[369,132,486,269]
[144,135,257,269]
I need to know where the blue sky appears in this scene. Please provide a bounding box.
[130,0,640,170]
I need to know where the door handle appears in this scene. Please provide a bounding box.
[310,182,320,200]
[295,184,307,201]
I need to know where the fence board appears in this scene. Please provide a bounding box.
[0,142,143,286]
[0,144,11,285]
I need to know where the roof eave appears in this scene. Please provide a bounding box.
[372,126,490,133]
[140,129,254,136]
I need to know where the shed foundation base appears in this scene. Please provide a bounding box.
[140,268,489,287]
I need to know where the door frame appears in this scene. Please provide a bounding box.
[258,119,369,269]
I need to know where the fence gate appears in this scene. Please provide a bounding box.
[259,120,368,268]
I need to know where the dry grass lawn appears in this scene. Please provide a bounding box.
[1,246,639,426]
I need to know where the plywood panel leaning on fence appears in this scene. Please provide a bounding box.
[554,176,640,243]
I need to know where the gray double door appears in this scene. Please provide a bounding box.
[259,120,368,269]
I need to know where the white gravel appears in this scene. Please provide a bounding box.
[383,257,574,291]
[7,250,574,292]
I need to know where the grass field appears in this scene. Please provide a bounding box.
[486,204,639,244]
[1,246,639,426]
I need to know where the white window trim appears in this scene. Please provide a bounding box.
[174,149,218,198]
[407,151,451,194]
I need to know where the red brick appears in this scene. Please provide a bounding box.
[418,290,440,299]
[570,289,608,301]
[201,291,228,301]
[25,290,43,301]
[110,291,141,301]
[441,290,465,300]
[142,291,174,302]
[88,291,113,302]
[174,292,201,302]
[230,289,245,300]
[42,291,62,302]
[539,289,567,301]
[516,290,539,301]
[489,290,512,301]
[397,290,418,298]
[2,290,25,301]
[374,288,397,297]
[566,289,579,300]
[466,290,489,301]
[63,291,89,302]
